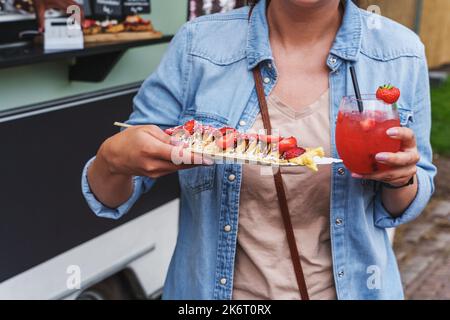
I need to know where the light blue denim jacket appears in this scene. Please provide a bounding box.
[82,0,436,300]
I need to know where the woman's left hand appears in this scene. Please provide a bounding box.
[351,127,420,187]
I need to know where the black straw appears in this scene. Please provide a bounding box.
[350,66,364,113]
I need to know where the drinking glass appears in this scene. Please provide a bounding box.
[335,95,401,175]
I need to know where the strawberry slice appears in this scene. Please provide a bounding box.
[278,136,298,153]
[283,147,306,160]
[241,133,258,140]
[165,119,198,135]
[258,134,282,143]
[183,119,196,135]
[219,127,237,136]
[215,132,237,150]
[200,124,215,132]
[164,125,182,135]
[376,84,400,104]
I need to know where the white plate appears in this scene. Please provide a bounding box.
[187,149,343,167]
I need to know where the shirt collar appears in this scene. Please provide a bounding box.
[246,0,362,70]
[246,0,272,70]
[330,0,363,62]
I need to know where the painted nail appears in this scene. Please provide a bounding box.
[375,153,389,161]
[386,128,399,136]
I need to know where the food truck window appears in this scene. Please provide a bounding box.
[0,0,154,43]
[0,0,91,43]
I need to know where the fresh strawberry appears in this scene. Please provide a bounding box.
[165,120,197,135]
[183,120,196,134]
[241,133,258,140]
[258,134,282,143]
[164,125,182,135]
[278,136,298,153]
[215,132,237,150]
[200,124,215,133]
[376,84,400,104]
[283,147,306,160]
[219,127,237,136]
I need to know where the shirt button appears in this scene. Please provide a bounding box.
[220,278,227,285]
[337,167,346,176]
[329,56,337,65]
[335,218,343,226]
[338,270,344,278]
[263,77,271,84]
[239,120,246,126]
[224,225,232,232]
[228,174,236,182]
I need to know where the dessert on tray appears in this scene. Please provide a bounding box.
[163,120,341,171]
[82,15,156,36]
[82,19,102,35]
[124,15,155,32]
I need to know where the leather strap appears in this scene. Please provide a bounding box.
[252,66,310,300]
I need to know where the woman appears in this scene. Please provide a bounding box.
[82,0,436,299]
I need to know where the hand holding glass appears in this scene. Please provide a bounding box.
[335,95,401,175]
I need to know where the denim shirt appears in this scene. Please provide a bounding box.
[82,0,436,300]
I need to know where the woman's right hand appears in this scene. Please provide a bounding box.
[98,125,203,179]
[87,125,209,208]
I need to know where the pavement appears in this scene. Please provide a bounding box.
[394,199,450,299]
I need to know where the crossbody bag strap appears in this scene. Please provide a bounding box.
[252,65,310,300]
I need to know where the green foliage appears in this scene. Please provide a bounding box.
[431,80,450,155]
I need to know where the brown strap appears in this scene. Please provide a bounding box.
[252,66,310,300]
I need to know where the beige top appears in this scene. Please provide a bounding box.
[233,90,336,300]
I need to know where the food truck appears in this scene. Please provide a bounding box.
[0,0,244,300]
[0,0,180,300]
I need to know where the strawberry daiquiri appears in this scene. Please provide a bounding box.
[336,86,402,175]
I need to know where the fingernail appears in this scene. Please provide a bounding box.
[375,153,389,161]
[352,173,363,179]
[386,128,399,136]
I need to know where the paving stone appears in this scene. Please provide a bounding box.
[394,199,450,300]
[432,200,450,218]
[402,223,434,243]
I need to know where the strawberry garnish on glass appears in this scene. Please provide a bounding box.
[376,84,400,104]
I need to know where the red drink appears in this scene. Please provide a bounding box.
[335,96,401,175]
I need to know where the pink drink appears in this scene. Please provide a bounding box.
[335,96,401,175]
